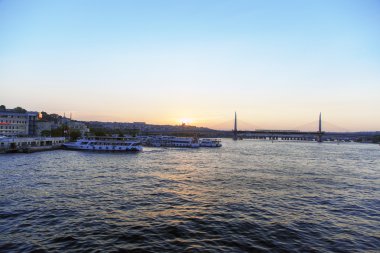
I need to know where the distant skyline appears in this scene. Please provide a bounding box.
[1,0,379,131]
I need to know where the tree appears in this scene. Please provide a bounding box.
[89,127,108,136]
[51,127,64,137]
[39,111,62,122]
[41,130,51,137]
[70,130,81,141]
[94,130,106,137]
[13,106,27,113]
[372,135,380,143]
[126,129,140,137]
[40,111,50,121]
[0,105,5,111]
[51,125,68,137]
[118,130,124,137]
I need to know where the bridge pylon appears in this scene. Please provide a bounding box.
[317,112,323,142]
[233,112,238,140]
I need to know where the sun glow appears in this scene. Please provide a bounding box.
[179,118,192,125]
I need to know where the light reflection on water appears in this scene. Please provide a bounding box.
[0,140,379,252]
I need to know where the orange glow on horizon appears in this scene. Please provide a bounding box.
[179,118,192,125]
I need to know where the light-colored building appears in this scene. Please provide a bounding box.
[67,121,90,136]
[36,121,55,136]
[0,136,65,153]
[0,110,38,136]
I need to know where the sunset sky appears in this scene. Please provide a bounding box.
[1,0,379,131]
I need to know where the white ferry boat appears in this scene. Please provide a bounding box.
[63,137,143,152]
[149,136,200,148]
[199,138,222,147]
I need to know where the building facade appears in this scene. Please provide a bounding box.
[0,136,65,153]
[0,110,39,136]
[66,121,90,136]
[36,121,55,136]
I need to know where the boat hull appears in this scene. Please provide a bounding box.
[200,143,222,147]
[199,139,222,147]
[150,143,199,148]
[63,143,142,152]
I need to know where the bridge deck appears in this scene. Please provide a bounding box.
[238,130,324,135]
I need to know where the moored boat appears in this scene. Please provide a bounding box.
[63,137,143,152]
[148,136,200,148]
[199,138,222,147]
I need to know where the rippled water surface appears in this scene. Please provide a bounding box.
[1,140,379,252]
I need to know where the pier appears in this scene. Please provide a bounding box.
[0,137,65,153]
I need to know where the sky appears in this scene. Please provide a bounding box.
[0,0,379,131]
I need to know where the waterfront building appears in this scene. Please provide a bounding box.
[0,110,38,136]
[66,121,90,136]
[55,114,90,137]
[36,121,55,136]
[0,136,65,153]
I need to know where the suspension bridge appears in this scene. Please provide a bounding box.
[143,113,371,142]
[231,112,326,142]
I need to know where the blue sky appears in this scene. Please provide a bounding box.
[1,0,379,130]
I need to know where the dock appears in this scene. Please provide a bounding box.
[0,137,65,153]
